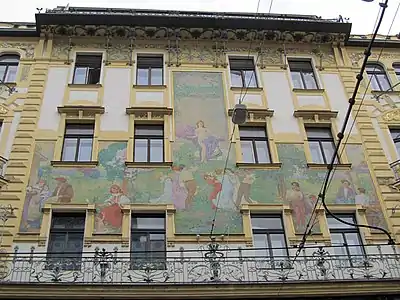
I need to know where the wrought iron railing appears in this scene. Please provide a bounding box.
[390,159,400,184]
[0,242,399,284]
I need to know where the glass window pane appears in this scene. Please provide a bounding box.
[150,68,163,85]
[87,68,101,84]
[241,140,255,163]
[132,217,165,229]
[390,129,400,140]
[255,140,270,163]
[65,233,84,252]
[150,139,163,162]
[48,233,66,253]
[321,141,338,164]
[230,70,243,87]
[345,232,363,256]
[309,141,325,163]
[135,126,163,136]
[330,233,347,256]
[271,234,287,258]
[131,233,147,252]
[137,68,149,85]
[77,138,93,161]
[239,127,266,138]
[366,64,383,73]
[253,233,269,257]
[134,139,148,162]
[62,138,78,161]
[0,55,19,63]
[244,70,257,87]
[73,67,87,84]
[327,216,355,229]
[290,71,304,89]
[302,71,318,89]
[251,217,283,230]
[395,142,400,157]
[5,65,17,82]
[0,65,6,81]
[376,74,391,91]
[368,74,381,91]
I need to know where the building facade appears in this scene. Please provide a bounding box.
[0,6,399,299]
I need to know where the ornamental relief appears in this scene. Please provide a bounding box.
[382,108,400,122]
[349,51,400,67]
[0,42,36,58]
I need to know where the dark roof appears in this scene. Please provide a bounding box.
[35,6,352,37]
[0,22,37,37]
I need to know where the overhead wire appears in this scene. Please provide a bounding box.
[276,0,398,296]
[209,0,262,238]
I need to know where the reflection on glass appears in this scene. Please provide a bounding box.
[376,74,390,91]
[5,65,17,82]
[151,68,163,85]
[78,138,93,161]
[309,141,325,163]
[244,70,257,87]
[0,65,6,80]
[271,234,286,258]
[251,217,282,230]
[290,71,304,89]
[330,233,347,256]
[137,68,149,85]
[255,141,270,163]
[346,232,363,256]
[230,70,243,87]
[150,139,163,162]
[62,138,78,161]
[73,67,88,84]
[134,139,148,162]
[132,217,165,229]
[322,141,338,164]
[241,140,255,163]
[303,71,318,89]
[253,234,269,257]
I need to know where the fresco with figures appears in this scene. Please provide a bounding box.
[20,71,387,235]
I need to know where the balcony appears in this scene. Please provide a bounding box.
[0,242,399,285]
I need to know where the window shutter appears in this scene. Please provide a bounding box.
[75,55,102,68]
[137,56,163,68]
[229,58,255,70]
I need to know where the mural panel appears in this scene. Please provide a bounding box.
[19,71,387,237]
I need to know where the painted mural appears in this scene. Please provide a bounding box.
[19,71,387,237]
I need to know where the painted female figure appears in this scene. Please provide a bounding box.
[195,120,222,162]
[99,184,131,230]
[286,182,306,231]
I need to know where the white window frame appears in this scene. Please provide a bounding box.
[133,51,167,86]
[69,50,106,85]
[286,56,323,90]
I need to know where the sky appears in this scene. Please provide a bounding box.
[0,0,399,35]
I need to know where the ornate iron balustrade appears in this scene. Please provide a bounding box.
[0,243,399,284]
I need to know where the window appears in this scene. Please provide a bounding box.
[134,125,164,163]
[393,63,400,81]
[251,215,288,260]
[72,54,102,84]
[365,64,391,91]
[288,60,318,89]
[229,57,258,88]
[47,213,85,270]
[62,123,94,162]
[306,127,339,164]
[136,55,163,85]
[390,128,400,156]
[327,215,364,261]
[131,215,166,269]
[239,127,271,164]
[0,54,19,83]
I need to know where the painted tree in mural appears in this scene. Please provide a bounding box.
[98,142,127,185]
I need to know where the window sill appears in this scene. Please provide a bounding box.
[292,88,325,94]
[228,108,274,119]
[57,105,105,115]
[230,86,263,92]
[125,161,173,168]
[51,161,99,168]
[133,85,167,89]
[236,162,282,170]
[293,109,338,119]
[68,84,102,88]
[307,163,352,170]
[126,106,173,116]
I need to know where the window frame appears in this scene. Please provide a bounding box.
[393,63,400,81]
[327,214,365,260]
[365,63,391,92]
[228,57,258,88]
[239,126,271,164]
[288,59,319,90]
[136,54,164,86]
[251,214,288,260]
[0,54,20,83]
[61,123,95,162]
[389,128,400,157]
[130,214,166,269]
[306,126,339,164]
[133,124,164,163]
[72,53,103,85]
[46,213,86,271]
